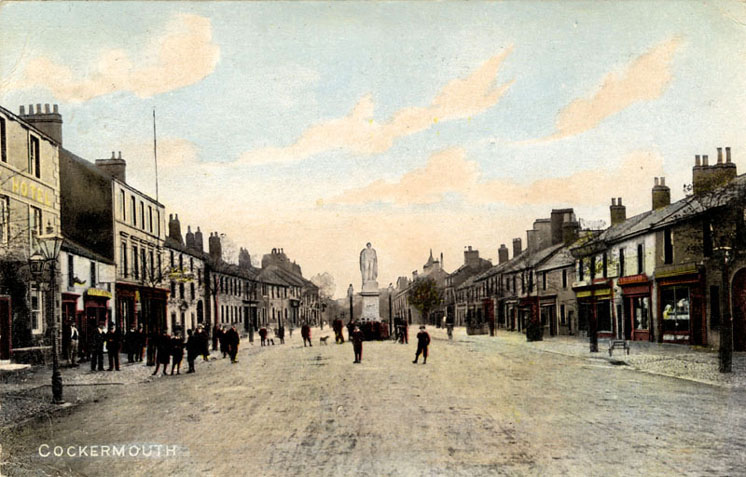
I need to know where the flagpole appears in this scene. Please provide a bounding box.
[153,108,159,202]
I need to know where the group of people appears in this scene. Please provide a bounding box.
[330,318,430,365]
[211,325,242,363]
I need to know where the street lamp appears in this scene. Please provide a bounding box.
[28,224,64,404]
[388,283,394,339]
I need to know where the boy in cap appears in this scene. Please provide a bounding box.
[412,325,430,364]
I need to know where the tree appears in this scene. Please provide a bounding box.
[310,272,336,299]
[407,277,442,325]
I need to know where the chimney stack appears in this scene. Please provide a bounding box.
[726,147,732,163]
[209,232,222,262]
[19,103,63,145]
[652,177,671,210]
[610,197,626,226]
[464,246,479,268]
[185,225,195,249]
[194,227,204,252]
[95,152,127,183]
[562,220,580,244]
[498,244,509,264]
[718,147,724,164]
[168,214,183,244]
[512,238,522,258]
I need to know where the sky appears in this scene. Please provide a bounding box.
[2,1,746,298]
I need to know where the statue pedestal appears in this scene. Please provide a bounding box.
[360,280,380,322]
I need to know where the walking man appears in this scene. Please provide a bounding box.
[68,323,79,367]
[105,325,122,371]
[351,325,364,364]
[124,325,137,363]
[301,323,312,347]
[259,327,268,346]
[152,330,172,376]
[186,329,198,373]
[171,333,185,375]
[90,323,105,371]
[413,325,430,364]
[226,325,240,363]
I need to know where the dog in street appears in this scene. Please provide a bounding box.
[319,336,330,345]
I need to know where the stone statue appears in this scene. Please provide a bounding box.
[359,242,378,283]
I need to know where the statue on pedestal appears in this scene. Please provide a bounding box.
[360,242,378,285]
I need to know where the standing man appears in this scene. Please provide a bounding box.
[412,325,431,364]
[226,325,240,363]
[152,329,172,376]
[170,333,185,375]
[351,325,364,363]
[124,325,137,363]
[68,323,79,367]
[277,323,285,344]
[301,323,312,347]
[186,329,198,373]
[259,326,268,346]
[198,325,210,361]
[90,323,105,371]
[105,325,122,371]
[135,325,145,362]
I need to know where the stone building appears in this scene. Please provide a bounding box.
[443,246,492,327]
[0,104,61,359]
[392,250,449,326]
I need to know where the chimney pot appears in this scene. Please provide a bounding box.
[111,151,115,159]
[44,104,50,113]
[19,106,25,115]
[654,177,659,186]
[726,147,732,163]
[36,103,41,113]
[703,155,709,166]
[28,104,33,114]
[118,151,122,159]
[611,198,616,206]
[718,147,724,164]
[660,177,665,186]
[53,104,58,113]
[695,155,701,166]
[617,197,622,205]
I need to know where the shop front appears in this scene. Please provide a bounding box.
[618,274,652,342]
[116,283,167,335]
[539,295,557,337]
[574,280,614,339]
[656,267,705,345]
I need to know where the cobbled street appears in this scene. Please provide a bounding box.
[2,328,745,477]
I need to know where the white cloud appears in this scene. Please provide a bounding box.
[238,47,514,165]
[8,13,220,102]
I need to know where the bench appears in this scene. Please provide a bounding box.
[608,340,630,357]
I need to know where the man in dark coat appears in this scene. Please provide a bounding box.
[186,329,198,373]
[413,325,431,364]
[170,333,185,375]
[259,327,268,346]
[277,324,285,344]
[135,325,145,362]
[105,325,122,371]
[301,323,312,347]
[351,325,364,363]
[90,323,105,371]
[219,326,229,358]
[225,325,240,363]
[152,330,172,376]
[333,318,344,344]
[124,325,137,363]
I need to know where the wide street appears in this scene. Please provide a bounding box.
[3,328,745,476]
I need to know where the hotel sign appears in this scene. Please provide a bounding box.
[5,176,53,207]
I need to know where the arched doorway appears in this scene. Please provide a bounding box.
[732,268,746,351]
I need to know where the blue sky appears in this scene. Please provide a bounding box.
[1,1,745,297]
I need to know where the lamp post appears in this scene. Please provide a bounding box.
[29,224,64,404]
[388,283,394,339]
[719,248,733,373]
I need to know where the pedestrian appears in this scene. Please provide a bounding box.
[68,323,79,367]
[413,325,431,364]
[135,325,145,362]
[124,325,137,363]
[346,321,355,342]
[170,333,185,375]
[351,325,364,363]
[259,327,268,346]
[301,323,312,347]
[90,322,105,371]
[152,330,172,376]
[277,324,285,344]
[105,325,122,371]
[219,326,229,358]
[333,318,345,344]
[212,324,220,351]
[226,325,240,363]
[186,329,198,373]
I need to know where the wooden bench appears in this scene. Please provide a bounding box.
[608,340,630,357]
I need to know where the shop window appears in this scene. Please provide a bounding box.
[664,228,673,264]
[710,286,720,330]
[0,116,6,162]
[619,248,625,277]
[632,296,650,331]
[662,286,690,335]
[597,301,612,333]
[29,135,40,178]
